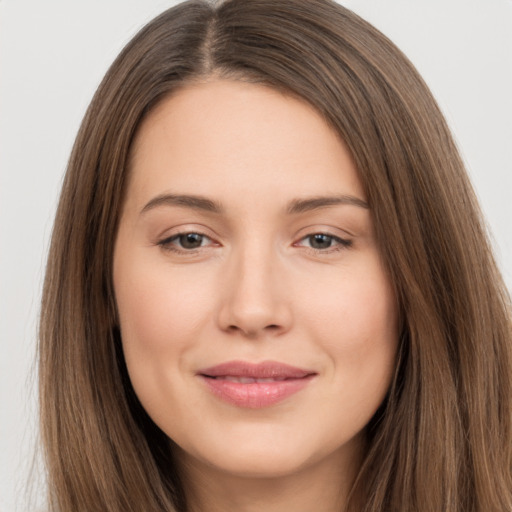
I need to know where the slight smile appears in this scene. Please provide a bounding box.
[197,360,317,409]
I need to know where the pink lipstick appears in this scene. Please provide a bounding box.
[197,360,316,408]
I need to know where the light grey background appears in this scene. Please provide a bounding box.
[1,1,511,510]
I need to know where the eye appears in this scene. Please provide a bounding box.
[158,232,214,251]
[295,233,352,252]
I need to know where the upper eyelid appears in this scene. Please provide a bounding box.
[154,216,357,241]
[160,231,216,245]
[293,225,354,242]
[156,227,352,241]
[296,233,349,243]
[294,233,352,249]
[157,224,218,241]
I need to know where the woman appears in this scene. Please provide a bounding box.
[39,0,512,510]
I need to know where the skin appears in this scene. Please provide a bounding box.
[113,79,399,512]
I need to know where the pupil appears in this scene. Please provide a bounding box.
[180,233,203,249]
[310,234,332,249]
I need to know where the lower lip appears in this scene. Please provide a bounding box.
[200,375,315,408]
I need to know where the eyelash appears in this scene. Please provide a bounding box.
[294,233,352,253]
[157,231,352,254]
[158,232,215,253]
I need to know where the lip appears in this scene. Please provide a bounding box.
[197,360,317,409]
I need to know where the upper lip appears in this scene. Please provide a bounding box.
[198,360,315,379]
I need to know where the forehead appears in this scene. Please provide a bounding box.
[126,79,365,210]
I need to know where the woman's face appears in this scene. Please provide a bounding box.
[113,79,398,480]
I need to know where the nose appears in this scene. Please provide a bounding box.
[216,244,292,339]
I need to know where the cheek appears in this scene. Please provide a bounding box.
[306,262,397,347]
[116,276,180,357]
[113,253,216,425]
[303,258,398,404]
[114,256,214,356]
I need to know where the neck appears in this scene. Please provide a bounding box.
[176,440,364,512]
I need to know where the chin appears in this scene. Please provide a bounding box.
[175,426,360,481]
[201,449,314,479]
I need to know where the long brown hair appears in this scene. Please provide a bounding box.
[39,0,512,510]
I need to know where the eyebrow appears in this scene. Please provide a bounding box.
[140,193,369,216]
[140,194,224,215]
[286,195,369,214]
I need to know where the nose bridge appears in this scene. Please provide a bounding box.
[217,235,290,337]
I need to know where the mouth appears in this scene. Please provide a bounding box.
[197,360,317,408]
[207,376,295,383]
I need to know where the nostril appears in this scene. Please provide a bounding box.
[226,323,282,337]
